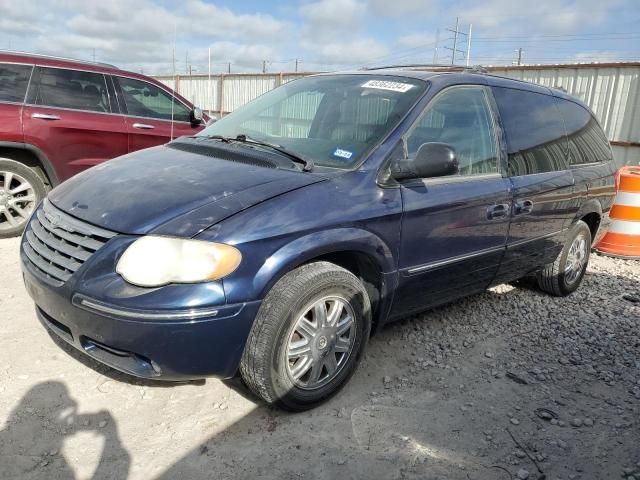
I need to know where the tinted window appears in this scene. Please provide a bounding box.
[555,98,613,165]
[405,86,498,176]
[27,67,111,113]
[0,63,32,103]
[117,77,191,122]
[492,87,568,175]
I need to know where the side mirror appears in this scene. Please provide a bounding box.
[190,107,203,126]
[391,142,459,180]
[205,116,217,127]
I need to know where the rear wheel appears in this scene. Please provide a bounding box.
[537,220,591,296]
[0,159,46,238]
[240,261,371,411]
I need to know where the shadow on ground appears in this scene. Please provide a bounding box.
[0,381,130,480]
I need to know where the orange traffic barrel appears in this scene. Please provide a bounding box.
[595,166,640,258]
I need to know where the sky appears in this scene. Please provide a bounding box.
[1,0,639,74]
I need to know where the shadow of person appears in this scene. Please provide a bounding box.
[0,381,130,480]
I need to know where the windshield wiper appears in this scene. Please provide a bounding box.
[235,134,314,172]
[200,133,314,172]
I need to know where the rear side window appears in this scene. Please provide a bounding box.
[0,63,32,103]
[116,76,191,122]
[492,87,568,175]
[27,67,111,113]
[554,98,613,165]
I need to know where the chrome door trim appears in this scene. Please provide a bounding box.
[406,244,506,275]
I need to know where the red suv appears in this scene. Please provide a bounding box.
[0,51,206,237]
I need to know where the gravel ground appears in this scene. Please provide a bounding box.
[0,235,638,480]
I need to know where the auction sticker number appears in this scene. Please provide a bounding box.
[362,80,414,93]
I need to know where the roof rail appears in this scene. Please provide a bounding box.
[362,63,458,71]
[362,63,488,73]
[0,50,118,69]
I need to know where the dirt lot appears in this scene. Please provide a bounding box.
[0,235,638,480]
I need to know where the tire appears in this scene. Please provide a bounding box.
[537,220,592,297]
[240,261,371,411]
[0,158,46,238]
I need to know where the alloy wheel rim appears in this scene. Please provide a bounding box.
[0,170,36,231]
[285,296,356,390]
[564,233,587,285]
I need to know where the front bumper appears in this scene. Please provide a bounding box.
[22,262,261,381]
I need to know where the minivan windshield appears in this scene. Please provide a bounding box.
[198,75,428,169]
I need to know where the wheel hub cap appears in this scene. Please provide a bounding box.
[0,171,36,231]
[564,233,587,285]
[285,296,356,390]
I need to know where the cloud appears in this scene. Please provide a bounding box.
[305,37,390,65]
[0,0,287,73]
[367,0,435,16]
[299,0,367,28]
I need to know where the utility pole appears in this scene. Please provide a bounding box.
[295,58,299,72]
[262,60,267,73]
[208,47,212,113]
[466,24,473,66]
[227,62,231,73]
[433,29,440,64]
[451,17,459,65]
[514,48,523,66]
[443,17,469,66]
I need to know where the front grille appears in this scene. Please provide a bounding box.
[23,199,116,284]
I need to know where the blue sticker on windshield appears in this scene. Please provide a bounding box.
[333,148,353,160]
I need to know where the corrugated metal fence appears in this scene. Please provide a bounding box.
[156,63,640,166]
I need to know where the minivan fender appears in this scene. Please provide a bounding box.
[250,227,396,300]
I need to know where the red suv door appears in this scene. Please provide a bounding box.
[112,75,203,152]
[22,66,128,181]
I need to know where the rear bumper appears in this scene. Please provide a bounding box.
[23,265,260,381]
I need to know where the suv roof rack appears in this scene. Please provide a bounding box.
[362,63,488,73]
[0,50,119,69]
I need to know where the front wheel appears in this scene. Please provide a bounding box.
[0,159,46,238]
[537,220,592,296]
[240,261,371,411]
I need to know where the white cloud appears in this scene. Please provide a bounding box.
[299,0,367,27]
[367,0,435,16]
[305,37,390,65]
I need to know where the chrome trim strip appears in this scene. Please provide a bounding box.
[42,198,117,239]
[507,229,565,248]
[406,244,506,274]
[24,103,119,117]
[76,296,220,321]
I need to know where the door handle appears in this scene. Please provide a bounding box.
[132,123,155,130]
[487,203,510,220]
[514,199,534,215]
[31,113,60,121]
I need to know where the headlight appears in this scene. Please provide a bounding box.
[116,236,241,287]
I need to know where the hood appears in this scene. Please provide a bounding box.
[48,142,324,237]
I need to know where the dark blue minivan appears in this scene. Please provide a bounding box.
[20,69,616,410]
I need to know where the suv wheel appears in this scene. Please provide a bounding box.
[240,261,371,411]
[0,159,46,238]
[537,220,591,296]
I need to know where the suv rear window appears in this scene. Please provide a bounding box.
[554,98,613,165]
[492,87,568,176]
[27,67,111,113]
[0,63,32,103]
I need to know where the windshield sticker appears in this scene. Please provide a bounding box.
[361,80,414,93]
[333,148,354,160]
